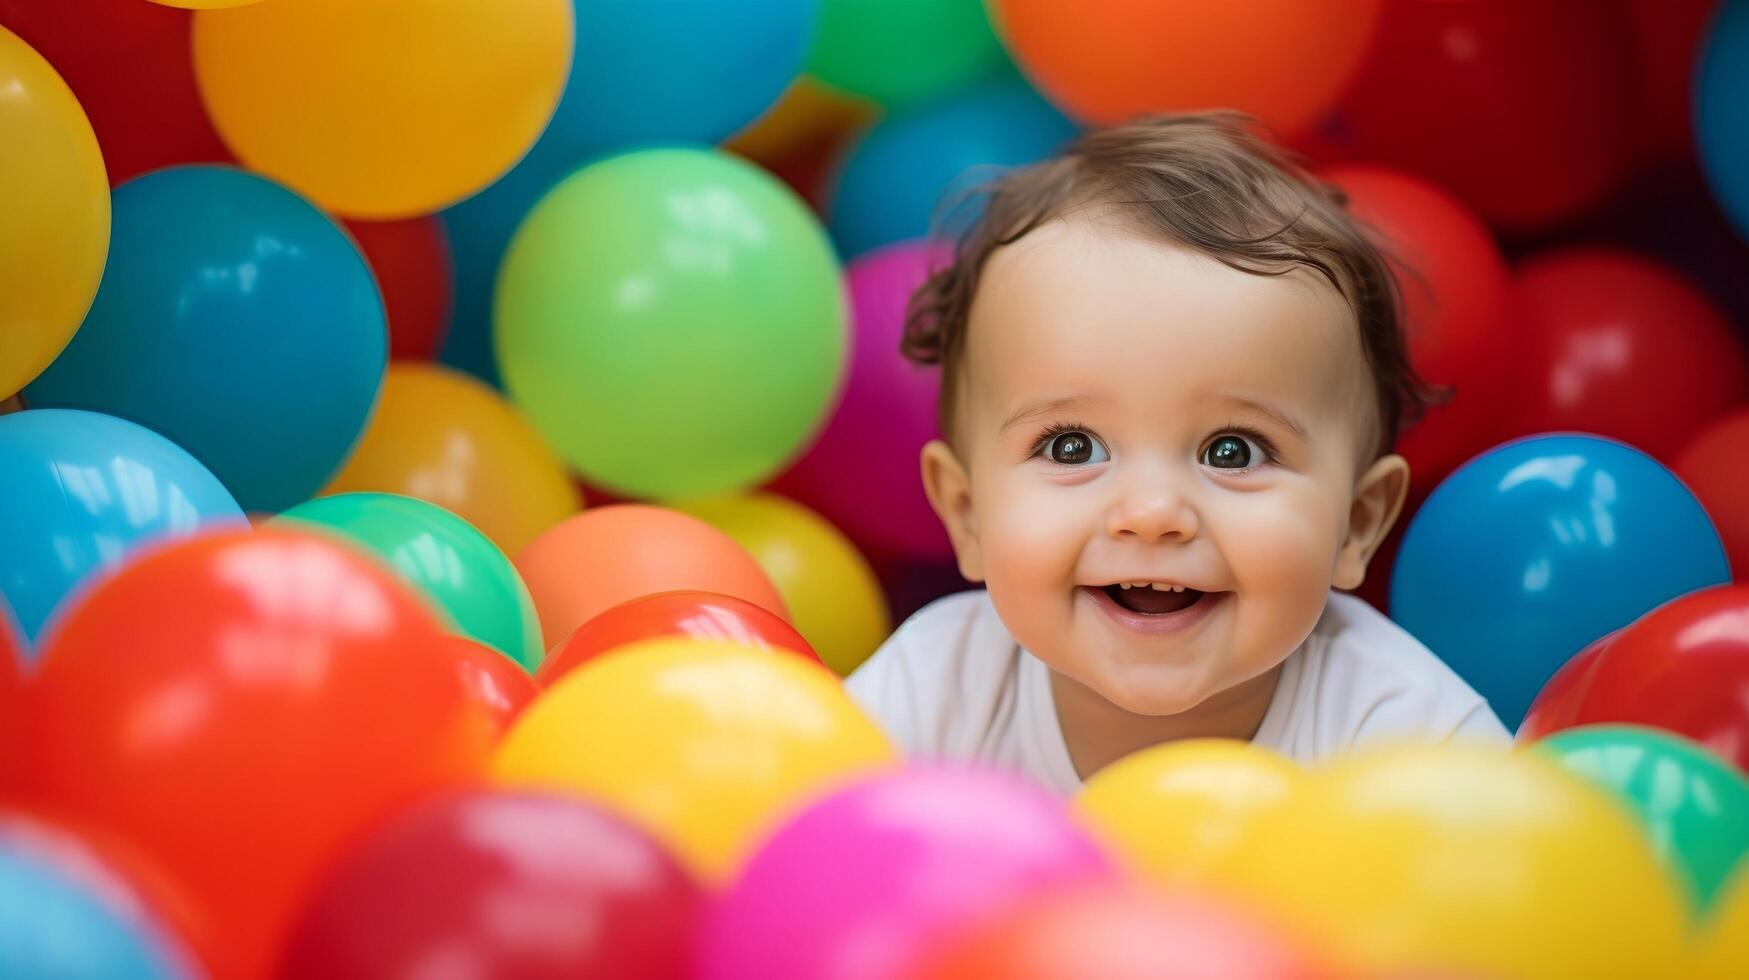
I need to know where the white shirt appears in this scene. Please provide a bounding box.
[846,590,1509,794]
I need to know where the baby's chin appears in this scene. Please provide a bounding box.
[1071,662,1226,718]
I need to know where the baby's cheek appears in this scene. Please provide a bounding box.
[974,479,1090,647]
[978,480,1088,572]
[1217,493,1341,644]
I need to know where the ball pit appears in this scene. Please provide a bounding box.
[4,4,1749,976]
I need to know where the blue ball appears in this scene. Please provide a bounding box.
[555,0,814,152]
[0,833,194,979]
[25,166,385,512]
[1699,0,1749,240]
[1391,435,1730,728]
[828,78,1078,258]
[0,409,244,647]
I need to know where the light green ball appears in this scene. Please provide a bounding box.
[495,147,845,500]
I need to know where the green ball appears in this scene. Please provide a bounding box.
[807,0,1005,109]
[276,493,542,672]
[1538,724,1749,914]
[496,147,845,500]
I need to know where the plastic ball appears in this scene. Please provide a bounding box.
[678,494,889,677]
[1391,435,1729,727]
[1075,739,1301,888]
[1698,0,1749,241]
[776,240,954,565]
[24,166,385,512]
[322,363,582,558]
[492,637,893,881]
[1506,249,1744,459]
[1206,743,1688,979]
[191,0,571,217]
[808,0,1004,109]
[994,0,1379,136]
[514,505,787,654]
[497,148,846,499]
[828,79,1077,259]
[0,409,244,645]
[699,765,1116,980]
[276,493,543,672]
[16,527,494,978]
[0,0,231,184]
[1569,584,1749,775]
[1538,725,1749,913]
[342,216,452,360]
[0,25,108,399]
[538,590,820,688]
[277,790,703,978]
[0,825,196,979]
[910,884,1327,980]
[1330,1,1636,230]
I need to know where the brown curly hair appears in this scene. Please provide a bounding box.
[901,112,1437,458]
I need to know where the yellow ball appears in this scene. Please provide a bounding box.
[678,494,890,676]
[1075,738,1299,888]
[1206,742,1688,980]
[192,0,571,218]
[323,364,581,557]
[491,637,894,881]
[0,26,108,399]
[1696,864,1749,979]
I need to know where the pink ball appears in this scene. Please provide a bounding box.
[698,765,1117,980]
[777,240,953,564]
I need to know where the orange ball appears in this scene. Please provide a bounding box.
[514,505,788,650]
[322,364,581,556]
[992,0,1381,136]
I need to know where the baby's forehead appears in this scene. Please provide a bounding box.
[964,220,1374,416]
[942,220,1386,461]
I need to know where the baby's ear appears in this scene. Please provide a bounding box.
[1335,453,1411,591]
[920,439,984,582]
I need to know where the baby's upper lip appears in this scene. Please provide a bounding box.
[1083,577,1215,592]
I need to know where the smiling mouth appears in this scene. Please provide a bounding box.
[1101,583,1205,615]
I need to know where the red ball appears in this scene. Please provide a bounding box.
[13,527,495,978]
[0,0,233,184]
[1333,1,1636,230]
[1507,248,1745,459]
[277,789,704,980]
[342,216,453,360]
[1516,631,1615,743]
[1621,0,1718,162]
[1677,408,1749,579]
[1571,584,1749,774]
[441,635,537,736]
[1324,165,1511,489]
[538,590,821,688]
[910,885,1326,980]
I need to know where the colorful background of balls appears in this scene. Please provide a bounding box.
[4,1,1749,977]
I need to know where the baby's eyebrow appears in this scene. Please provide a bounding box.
[1213,392,1309,440]
[999,395,1096,433]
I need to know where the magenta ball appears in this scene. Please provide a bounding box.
[776,240,952,564]
[698,765,1117,980]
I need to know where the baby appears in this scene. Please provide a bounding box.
[847,114,1508,793]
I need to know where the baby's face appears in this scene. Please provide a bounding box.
[925,217,1405,716]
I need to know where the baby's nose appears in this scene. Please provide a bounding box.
[1105,485,1199,542]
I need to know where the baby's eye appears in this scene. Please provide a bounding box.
[1202,433,1267,470]
[1043,430,1109,465]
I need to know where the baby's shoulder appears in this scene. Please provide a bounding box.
[1290,593,1509,747]
[844,591,1027,751]
[850,590,1018,689]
